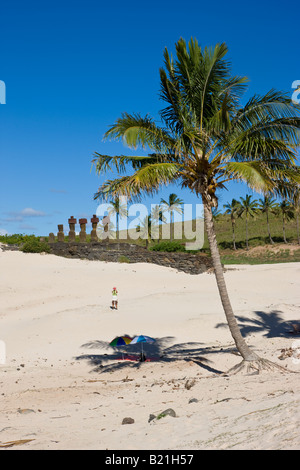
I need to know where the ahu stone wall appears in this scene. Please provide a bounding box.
[47,215,214,275]
[48,241,214,275]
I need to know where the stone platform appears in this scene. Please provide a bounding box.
[49,242,214,275]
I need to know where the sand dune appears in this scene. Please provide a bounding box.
[0,247,300,450]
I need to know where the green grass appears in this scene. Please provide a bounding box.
[221,248,300,265]
[210,211,299,250]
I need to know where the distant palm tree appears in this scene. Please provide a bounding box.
[160,193,183,242]
[278,199,294,243]
[239,195,259,250]
[107,196,128,240]
[212,207,222,219]
[223,199,241,250]
[291,191,300,244]
[258,195,278,245]
[136,215,153,248]
[151,204,167,242]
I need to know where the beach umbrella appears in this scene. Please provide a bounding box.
[109,335,133,359]
[109,336,133,347]
[130,335,156,357]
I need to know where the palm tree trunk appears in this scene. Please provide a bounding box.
[283,214,287,243]
[266,210,274,244]
[246,214,249,250]
[203,202,258,361]
[297,212,300,245]
[231,216,236,250]
[155,220,160,244]
[170,211,173,242]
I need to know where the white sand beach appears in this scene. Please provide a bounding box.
[0,245,300,450]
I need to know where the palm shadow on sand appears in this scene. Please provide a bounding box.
[75,336,227,374]
[215,310,300,339]
[75,310,300,375]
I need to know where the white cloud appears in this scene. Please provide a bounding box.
[20,208,46,217]
[0,228,8,235]
[3,208,47,222]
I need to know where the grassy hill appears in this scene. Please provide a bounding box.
[118,210,300,263]
[1,210,300,264]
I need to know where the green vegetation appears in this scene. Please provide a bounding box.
[21,238,51,253]
[0,233,37,245]
[207,207,299,250]
[0,233,50,253]
[117,255,131,263]
[150,240,186,252]
[221,248,300,265]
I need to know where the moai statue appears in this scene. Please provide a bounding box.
[48,233,55,243]
[90,214,99,242]
[101,215,110,241]
[79,218,87,242]
[57,224,65,242]
[68,216,77,242]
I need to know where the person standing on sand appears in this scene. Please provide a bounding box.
[112,287,118,310]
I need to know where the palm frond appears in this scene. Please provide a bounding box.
[104,113,175,153]
[232,90,300,130]
[92,154,157,175]
[224,160,300,196]
[94,162,181,202]
[224,161,275,193]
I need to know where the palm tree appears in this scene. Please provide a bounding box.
[278,199,294,243]
[212,207,222,219]
[291,190,300,244]
[160,193,183,242]
[107,196,128,240]
[92,38,300,372]
[151,204,167,242]
[258,195,278,244]
[238,195,259,250]
[136,215,154,248]
[223,198,241,250]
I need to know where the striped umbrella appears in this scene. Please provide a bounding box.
[109,335,133,359]
[109,336,133,347]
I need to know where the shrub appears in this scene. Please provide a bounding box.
[0,234,36,245]
[118,255,131,263]
[21,238,51,254]
[150,240,186,252]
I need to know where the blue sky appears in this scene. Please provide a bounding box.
[0,0,299,235]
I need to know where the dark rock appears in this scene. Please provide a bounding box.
[156,408,176,419]
[148,414,156,423]
[122,417,135,425]
[188,398,199,404]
